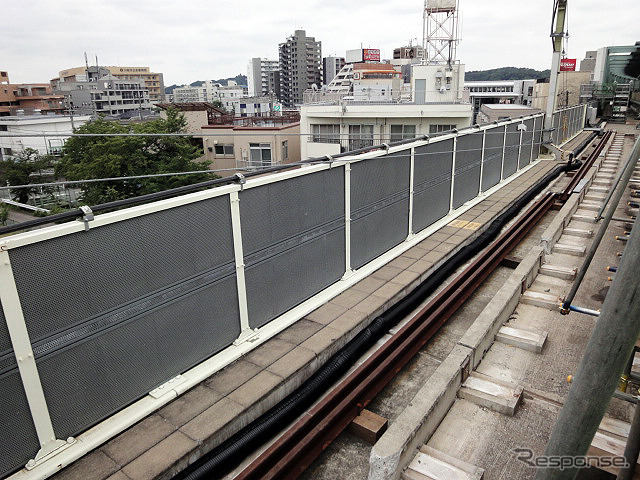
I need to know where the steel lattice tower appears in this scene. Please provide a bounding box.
[422,0,460,66]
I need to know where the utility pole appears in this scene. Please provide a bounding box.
[544,0,569,136]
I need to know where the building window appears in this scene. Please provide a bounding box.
[311,124,340,144]
[282,140,288,160]
[390,124,416,142]
[249,143,272,166]
[0,125,7,131]
[3,148,13,156]
[429,124,456,134]
[348,124,374,151]
[214,145,234,156]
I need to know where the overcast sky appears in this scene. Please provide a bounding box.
[3,0,639,86]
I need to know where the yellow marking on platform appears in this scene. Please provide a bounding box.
[448,220,469,228]
[463,222,482,230]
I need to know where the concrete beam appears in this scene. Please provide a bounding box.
[368,345,472,480]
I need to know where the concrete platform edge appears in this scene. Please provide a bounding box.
[367,345,472,480]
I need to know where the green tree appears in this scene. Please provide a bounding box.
[0,148,53,203]
[0,202,9,226]
[57,109,214,205]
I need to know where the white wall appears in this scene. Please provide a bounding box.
[0,115,91,159]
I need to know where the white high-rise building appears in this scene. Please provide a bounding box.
[247,58,280,97]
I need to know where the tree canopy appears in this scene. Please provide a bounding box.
[0,148,54,203]
[56,109,214,205]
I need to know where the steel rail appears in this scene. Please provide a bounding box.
[236,192,557,480]
[235,131,612,480]
[560,130,613,200]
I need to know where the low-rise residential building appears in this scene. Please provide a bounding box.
[201,120,300,172]
[301,62,472,159]
[172,81,245,112]
[477,104,542,123]
[0,114,90,160]
[156,102,227,132]
[465,79,536,122]
[0,71,65,116]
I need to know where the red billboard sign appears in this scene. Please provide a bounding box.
[560,59,577,71]
[363,49,381,62]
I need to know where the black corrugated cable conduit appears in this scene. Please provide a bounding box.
[176,159,580,480]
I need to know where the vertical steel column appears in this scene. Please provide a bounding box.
[536,152,640,480]
[407,148,415,239]
[230,191,253,343]
[449,135,458,212]
[500,124,507,180]
[343,163,353,278]
[479,129,486,194]
[0,248,67,463]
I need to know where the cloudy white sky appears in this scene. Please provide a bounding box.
[3,0,639,86]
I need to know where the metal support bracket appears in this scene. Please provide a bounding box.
[233,328,260,346]
[79,205,94,232]
[27,437,76,470]
[234,173,246,190]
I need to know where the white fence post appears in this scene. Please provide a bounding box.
[500,124,507,180]
[343,163,353,278]
[0,248,69,466]
[479,129,486,194]
[449,136,457,212]
[229,191,255,344]
[407,147,415,239]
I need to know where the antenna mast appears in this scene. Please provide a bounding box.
[423,0,460,66]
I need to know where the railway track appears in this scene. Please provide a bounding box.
[180,132,612,480]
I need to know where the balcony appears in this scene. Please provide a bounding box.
[303,88,471,106]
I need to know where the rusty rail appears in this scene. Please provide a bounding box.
[236,191,557,480]
[203,132,613,480]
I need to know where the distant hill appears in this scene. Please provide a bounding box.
[165,74,248,95]
[465,67,550,81]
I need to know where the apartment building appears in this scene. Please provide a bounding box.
[323,56,346,86]
[0,70,65,116]
[301,63,472,159]
[279,30,322,107]
[172,81,245,112]
[57,65,165,102]
[247,58,280,97]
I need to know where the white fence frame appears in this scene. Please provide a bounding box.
[2,112,566,480]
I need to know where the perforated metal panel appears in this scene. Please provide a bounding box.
[38,275,240,439]
[0,369,40,478]
[351,152,410,269]
[503,123,520,178]
[8,195,240,442]
[534,117,543,159]
[452,132,482,209]
[519,119,535,168]
[482,126,504,191]
[240,168,345,329]
[413,140,452,233]
[552,113,561,145]
[10,197,236,344]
